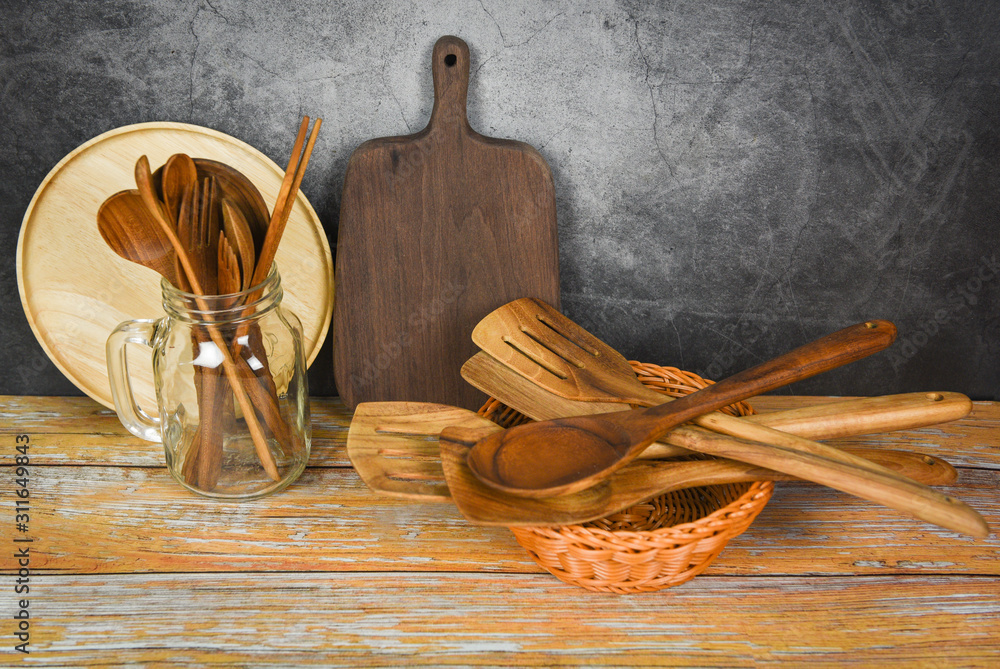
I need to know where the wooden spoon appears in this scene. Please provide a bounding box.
[455,321,990,537]
[347,398,961,502]
[461,351,974,460]
[221,199,256,289]
[161,153,198,224]
[470,298,928,493]
[192,158,271,254]
[439,425,962,527]
[97,189,179,286]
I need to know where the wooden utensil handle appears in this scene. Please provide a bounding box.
[646,391,972,459]
[642,320,897,428]
[616,449,955,508]
[429,36,470,131]
[686,396,965,483]
[741,392,972,439]
[664,427,989,537]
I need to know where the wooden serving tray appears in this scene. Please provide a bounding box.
[16,122,334,413]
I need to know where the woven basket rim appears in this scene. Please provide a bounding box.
[476,361,772,537]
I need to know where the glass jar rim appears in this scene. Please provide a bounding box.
[160,264,282,322]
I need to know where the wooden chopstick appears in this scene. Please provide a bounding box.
[268,116,310,232]
[249,116,322,288]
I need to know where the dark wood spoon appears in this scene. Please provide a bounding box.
[192,158,270,255]
[161,153,198,224]
[97,189,179,286]
[463,320,897,497]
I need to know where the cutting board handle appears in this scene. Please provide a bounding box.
[430,35,470,133]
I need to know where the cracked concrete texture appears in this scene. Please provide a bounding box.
[1,0,998,398]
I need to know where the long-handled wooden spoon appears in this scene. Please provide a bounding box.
[439,425,963,527]
[462,351,973,460]
[160,153,198,224]
[347,395,964,502]
[454,321,990,537]
[470,298,935,492]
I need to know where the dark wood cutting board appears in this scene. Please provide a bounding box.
[333,35,561,410]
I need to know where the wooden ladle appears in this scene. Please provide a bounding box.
[186,158,271,253]
[454,321,990,537]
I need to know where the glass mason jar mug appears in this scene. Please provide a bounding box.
[107,268,311,499]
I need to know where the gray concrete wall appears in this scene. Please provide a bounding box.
[2,0,998,399]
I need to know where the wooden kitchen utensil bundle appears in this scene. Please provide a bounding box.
[347,298,989,547]
[98,117,321,490]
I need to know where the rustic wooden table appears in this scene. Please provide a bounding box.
[1,395,998,666]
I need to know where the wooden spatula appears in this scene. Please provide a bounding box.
[333,35,560,411]
[346,398,962,501]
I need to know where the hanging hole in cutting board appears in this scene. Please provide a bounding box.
[445,53,457,66]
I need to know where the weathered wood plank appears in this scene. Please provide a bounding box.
[0,396,352,467]
[0,395,353,440]
[1,396,998,472]
[2,465,996,576]
[9,573,999,667]
[0,431,352,468]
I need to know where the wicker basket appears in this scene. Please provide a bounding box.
[477,362,774,594]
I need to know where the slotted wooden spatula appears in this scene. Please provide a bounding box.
[333,36,560,410]
[470,298,918,485]
[346,397,962,502]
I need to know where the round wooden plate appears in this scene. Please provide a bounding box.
[17,122,334,413]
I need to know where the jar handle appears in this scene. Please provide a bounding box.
[106,319,162,443]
